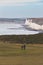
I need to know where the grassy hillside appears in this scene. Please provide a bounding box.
[0,42,43,65]
[0,34,43,65]
[0,33,43,44]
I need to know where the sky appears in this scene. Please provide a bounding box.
[0,0,43,18]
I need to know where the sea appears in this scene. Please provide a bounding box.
[0,22,39,35]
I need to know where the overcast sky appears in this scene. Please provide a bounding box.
[0,0,43,18]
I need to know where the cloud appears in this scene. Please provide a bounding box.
[0,0,40,6]
[39,0,43,3]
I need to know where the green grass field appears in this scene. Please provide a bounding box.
[0,42,43,65]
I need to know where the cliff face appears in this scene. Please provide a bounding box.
[29,18,43,25]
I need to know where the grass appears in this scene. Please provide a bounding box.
[0,42,43,65]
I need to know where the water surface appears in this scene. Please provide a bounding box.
[0,23,39,35]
